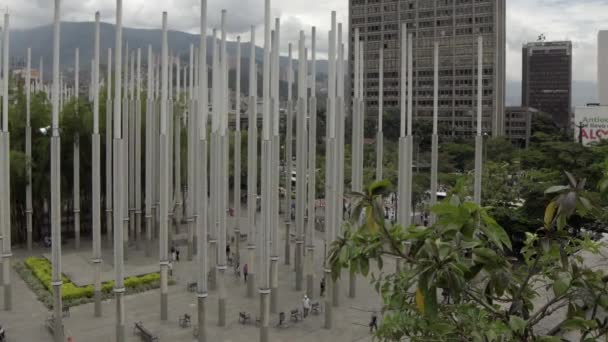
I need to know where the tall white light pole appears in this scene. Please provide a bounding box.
[1,11,12,312]
[26,47,33,252]
[113,0,126,339]
[217,9,228,327]
[50,2,64,339]
[106,47,113,247]
[122,44,130,260]
[430,42,439,223]
[186,43,195,261]
[270,18,281,315]
[284,43,293,267]
[92,11,103,318]
[135,48,142,250]
[397,24,407,226]
[74,47,81,250]
[335,24,346,308]
[295,30,307,293]
[130,50,137,249]
[474,36,483,205]
[159,11,170,322]
[259,0,272,340]
[305,27,317,299]
[39,58,44,94]
[324,13,337,329]
[400,30,414,226]
[145,45,154,257]
[209,30,219,292]
[246,25,258,299]
[196,1,209,340]
[376,47,384,182]
[349,28,362,299]
[174,56,183,226]
[234,36,242,262]
[172,56,181,231]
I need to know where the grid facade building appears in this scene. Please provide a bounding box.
[522,41,572,129]
[505,106,535,148]
[348,0,506,136]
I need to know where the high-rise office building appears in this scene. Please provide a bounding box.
[522,41,572,129]
[348,0,506,136]
[599,31,608,106]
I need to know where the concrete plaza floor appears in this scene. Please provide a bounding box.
[0,215,386,342]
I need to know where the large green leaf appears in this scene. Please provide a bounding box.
[508,315,526,334]
[544,185,570,194]
[552,273,572,297]
[480,219,512,251]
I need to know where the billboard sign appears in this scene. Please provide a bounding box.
[574,106,608,146]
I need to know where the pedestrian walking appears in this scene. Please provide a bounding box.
[369,312,378,333]
[176,249,180,262]
[243,263,249,283]
[320,277,326,297]
[303,295,311,318]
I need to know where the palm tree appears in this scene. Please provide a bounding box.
[544,171,594,231]
[348,179,392,233]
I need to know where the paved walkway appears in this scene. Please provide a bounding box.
[1,214,386,342]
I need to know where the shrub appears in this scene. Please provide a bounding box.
[23,257,162,303]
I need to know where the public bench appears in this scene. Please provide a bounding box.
[133,321,159,342]
[187,282,197,292]
[179,314,191,328]
[290,309,302,322]
[311,302,320,315]
[238,312,251,324]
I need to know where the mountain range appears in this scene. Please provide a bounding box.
[10,21,329,83]
[10,22,598,108]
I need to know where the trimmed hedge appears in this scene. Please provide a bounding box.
[24,257,161,301]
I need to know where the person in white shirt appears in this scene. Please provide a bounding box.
[303,295,311,317]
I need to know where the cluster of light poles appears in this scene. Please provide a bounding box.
[1,1,490,342]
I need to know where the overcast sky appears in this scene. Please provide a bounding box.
[5,0,608,83]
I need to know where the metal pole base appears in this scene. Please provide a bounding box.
[135,213,142,250]
[197,295,207,342]
[270,259,278,313]
[247,272,256,298]
[324,274,333,330]
[115,292,125,342]
[123,241,129,261]
[53,284,64,342]
[161,292,168,321]
[27,214,33,252]
[284,223,291,265]
[106,211,113,247]
[295,242,303,291]
[218,268,226,327]
[332,280,340,307]
[209,267,217,291]
[218,297,226,327]
[270,287,278,314]
[306,274,314,299]
[145,217,152,257]
[259,291,270,342]
[2,258,11,310]
[348,270,356,298]
[75,212,81,250]
[187,222,194,261]
[94,290,102,317]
